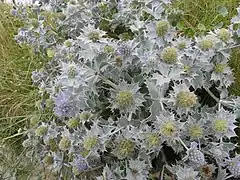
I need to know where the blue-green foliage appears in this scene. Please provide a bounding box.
[14,0,240,179]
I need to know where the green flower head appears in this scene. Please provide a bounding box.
[116,90,134,107]
[35,125,48,136]
[176,91,197,108]
[83,136,99,151]
[59,137,71,151]
[156,20,170,37]
[115,139,135,159]
[43,155,54,165]
[160,121,177,137]
[213,119,228,133]
[67,118,80,128]
[146,133,161,148]
[215,64,226,73]
[199,36,215,51]
[68,65,77,78]
[161,47,178,64]
[88,31,100,42]
[218,28,231,42]
[104,45,114,54]
[188,124,203,139]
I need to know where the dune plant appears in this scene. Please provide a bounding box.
[13,0,240,179]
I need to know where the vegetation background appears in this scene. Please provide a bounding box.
[0,0,239,179]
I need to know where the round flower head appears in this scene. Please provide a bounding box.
[227,155,240,178]
[59,61,87,88]
[176,91,197,108]
[214,63,226,73]
[78,24,106,44]
[83,135,99,151]
[43,155,54,166]
[81,123,105,155]
[112,40,138,68]
[113,138,136,160]
[59,136,71,151]
[169,82,197,113]
[145,19,176,48]
[35,125,48,137]
[72,155,89,175]
[110,81,145,114]
[156,20,170,37]
[198,35,216,51]
[207,107,237,139]
[217,28,231,42]
[54,90,80,118]
[155,112,183,143]
[186,117,206,140]
[139,125,162,154]
[199,164,216,179]
[104,45,114,54]
[185,142,206,166]
[67,117,80,128]
[160,46,178,64]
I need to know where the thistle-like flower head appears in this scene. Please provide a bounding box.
[155,112,183,143]
[186,142,206,165]
[111,81,145,114]
[207,108,237,139]
[156,20,170,37]
[169,82,197,113]
[54,90,79,117]
[78,24,106,44]
[217,28,231,42]
[198,35,216,51]
[160,47,178,64]
[35,125,48,136]
[59,136,71,151]
[113,138,136,160]
[72,155,89,175]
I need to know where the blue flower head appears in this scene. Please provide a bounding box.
[54,90,79,117]
[72,155,89,175]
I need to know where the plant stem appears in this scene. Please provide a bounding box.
[178,138,189,150]
[204,86,220,102]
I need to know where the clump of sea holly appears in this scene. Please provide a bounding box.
[13,1,240,179]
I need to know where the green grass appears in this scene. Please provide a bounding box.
[0,3,48,178]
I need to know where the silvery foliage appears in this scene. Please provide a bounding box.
[15,0,240,179]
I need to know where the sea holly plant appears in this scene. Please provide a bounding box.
[13,0,240,179]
